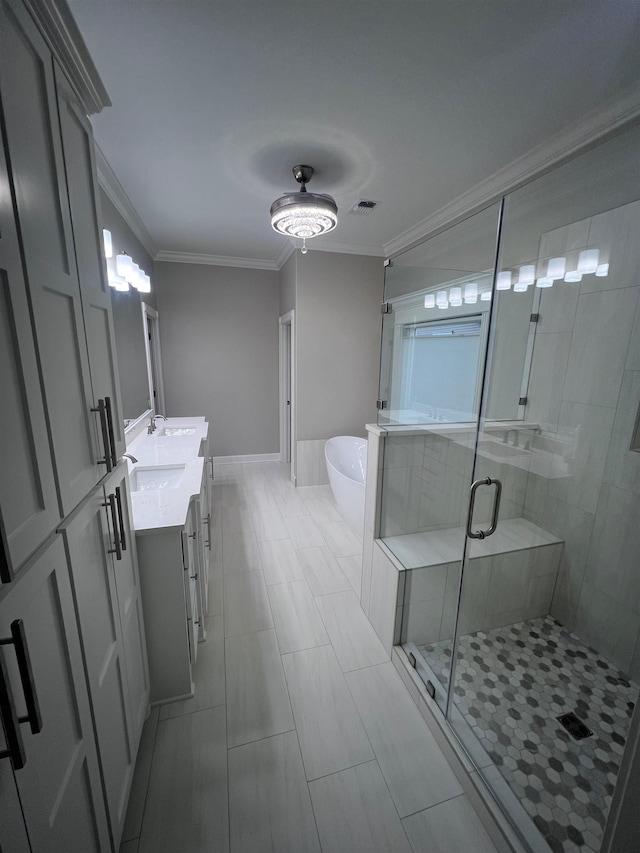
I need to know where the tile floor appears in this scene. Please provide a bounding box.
[419,616,638,853]
[119,461,501,853]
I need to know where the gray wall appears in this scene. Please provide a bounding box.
[296,251,384,441]
[154,262,280,457]
[100,190,157,422]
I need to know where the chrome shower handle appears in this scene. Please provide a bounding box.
[466,476,502,540]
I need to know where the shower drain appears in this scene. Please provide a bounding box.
[557,711,593,740]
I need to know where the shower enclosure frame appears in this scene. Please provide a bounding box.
[376,121,640,853]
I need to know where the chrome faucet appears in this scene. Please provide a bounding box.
[503,428,519,447]
[147,413,167,434]
[123,453,138,463]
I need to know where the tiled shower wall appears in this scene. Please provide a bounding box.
[380,426,533,538]
[379,201,640,677]
[521,200,640,679]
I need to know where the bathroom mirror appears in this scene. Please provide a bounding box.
[111,287,152,426]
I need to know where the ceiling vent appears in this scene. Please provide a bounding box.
[349,200,378,215]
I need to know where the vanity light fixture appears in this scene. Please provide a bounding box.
[547,257,566,280]
[111,274,129,292]
[577,249,599,274]
[116,251,133,281]
[138,273,151,294]
[103,229,113,258]
[464,282,478,304]
[480,290,492,301]
[424,293,436,308]
[449,286,463,307]
[496,271,512,290]
[517,265,536,287]
[536,276,554,288]
[270,165,338,254]
[436,290,449,309]
[564,270,583,283]
[595,263,609,277]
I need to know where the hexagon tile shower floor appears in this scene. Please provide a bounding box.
[419,615,638,853]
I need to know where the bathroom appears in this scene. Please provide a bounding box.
[1,1,639,852]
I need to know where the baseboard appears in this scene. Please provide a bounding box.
[213,452,280,464]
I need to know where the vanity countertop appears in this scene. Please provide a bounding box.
[126,417,209,534]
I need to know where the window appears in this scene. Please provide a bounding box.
[399,317,482,421]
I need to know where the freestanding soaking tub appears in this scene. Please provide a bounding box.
[324,436,367,532]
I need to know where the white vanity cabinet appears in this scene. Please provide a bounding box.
[0,99,61,583]
[0,1,147,848]
[136,492,204,704]
[0,535,112,851]
[57,462,149,849]
[0,0,124,521]
[196,471,211,640]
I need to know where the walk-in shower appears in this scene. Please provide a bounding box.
[376,124,640,853]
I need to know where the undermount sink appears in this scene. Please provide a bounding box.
[158,425,198,436]
[130,464,186,492]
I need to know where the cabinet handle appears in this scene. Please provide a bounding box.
[209,457,214,480]
[0,650,26,770]
[104,494,122,560]
[92,399,113,471]
[0,539,12,585]
[2,621,42,734]
[188,532,197,540]
[104,396,118,468]
[203,513,212,551]
[115,487,127,552]
[0,619,43,769]
[190,573,198,580]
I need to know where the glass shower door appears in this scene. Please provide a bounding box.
[379,203,502,713]
[449,124,640,853]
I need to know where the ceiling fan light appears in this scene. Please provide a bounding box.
[270,165,338,242]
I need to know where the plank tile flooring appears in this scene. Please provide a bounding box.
[120,461,500,853]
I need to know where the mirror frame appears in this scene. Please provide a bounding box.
[142,302,166,417]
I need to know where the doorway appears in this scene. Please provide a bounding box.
[279,310,295,484]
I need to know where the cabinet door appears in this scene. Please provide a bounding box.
[58,482,136,849]
[0,535,111,851]
[105,464,149,745]
[0,103,61,583]
[56,69,126,464]
[197,475,210,626]
[182,513,199,663]
[0,764,30,853]
[0,0,105,517]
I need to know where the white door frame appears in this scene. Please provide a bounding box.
[142,302,166,416]
[278,310,296,484]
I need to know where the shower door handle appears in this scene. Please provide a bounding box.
[466,476,502,540]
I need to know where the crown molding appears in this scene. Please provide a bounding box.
[23,0,110,115]
[95,145,158,259]
[154,250,280,271]
[384,82,640,258]
[298,238,386,258]
[274,242,295,270]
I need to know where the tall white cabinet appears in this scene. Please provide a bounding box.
[0,0,149,849]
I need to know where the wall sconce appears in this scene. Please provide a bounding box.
[104,231,152,294]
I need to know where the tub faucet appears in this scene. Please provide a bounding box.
[123,453,138,463]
